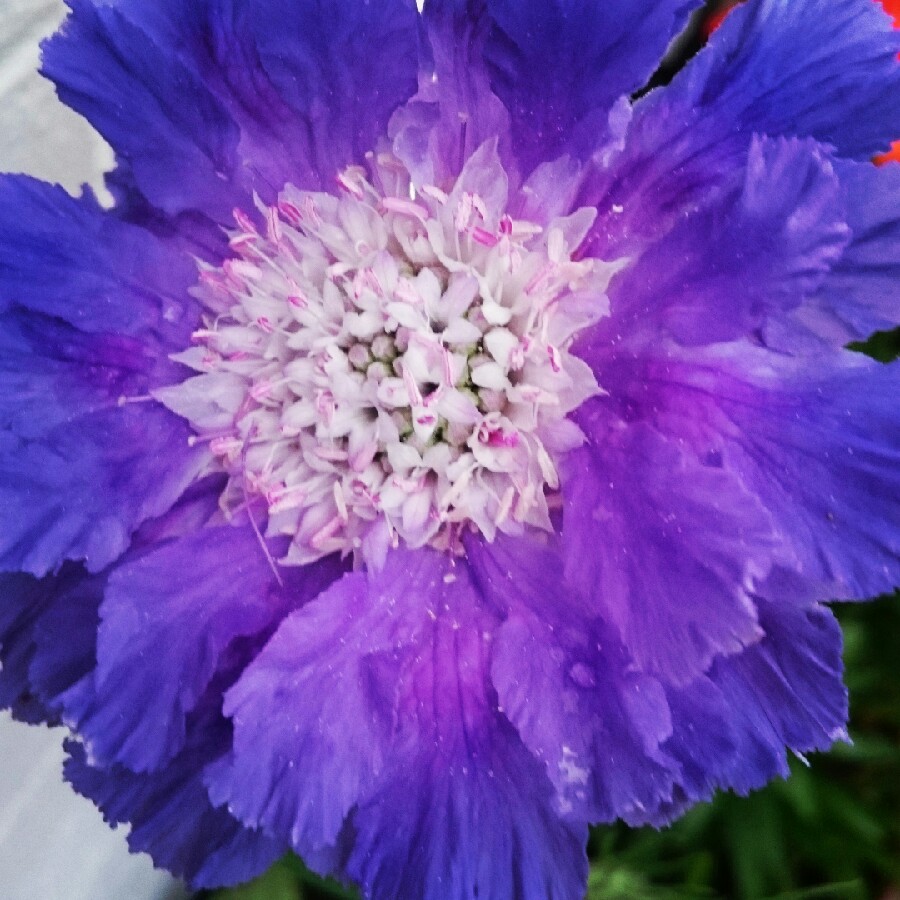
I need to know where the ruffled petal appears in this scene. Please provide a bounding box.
[212,547,589,900]
[72,524,344,772]
[408,0,698,182]
[64,710,285,890]
[690,0,900,160]
[392,1,513,189]
[43,0,242,222]
[467,534,680,825]
[586,344,900,600]
[0,571,61,722]
[580,0,900,260]
[583,135,850,349]
[3,490,288,889]
[560,421,772,686]
[0,177,205,576]
[480,0,700,171]
[0,478,225,724]
[44,0,420,222]
[664,597,848,804]
[779,159,900,347]
[344,718,588,900]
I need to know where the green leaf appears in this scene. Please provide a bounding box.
[205,860,303,900]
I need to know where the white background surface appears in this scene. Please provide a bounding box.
[0,2,186,898]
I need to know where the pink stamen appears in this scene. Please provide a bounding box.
[277,200,303,226]
[333,482,349,523]
[336,167,368,199]
[421,184,448,204]
[401,364,423,406]
[381,197,430,221]
[229,234,257,252]
[302,196,321,226]
[250,380,275,401]
[268,485,308,514]
[224,259,262,282]
[310,515,344,549]
[525,263,553,295]
[315,391,335,423]
[471,226,499,248]
[315,445,349,462]
[232,208,258,234]
[267,206,282,243]
[495,485,517,526]
[547,344,562,374]
[210,436,243,458]
[441,347,454,385]
[478,422,520,448]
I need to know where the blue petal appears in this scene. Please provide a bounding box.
[560,422,772,687]
[44,0,243,222]
[690,0,900,160]
[579,0,900,260]
[585,135,850,348]
[468,534,681,826]
[480,0,701,170]
[0,572,60,722]
[45,0,420,221]
[777,159,900,347]
[712,354,900,600]
[584,343,900,601]
[670,598,848,799]
[73,524,344,772]
[212,547,589,899]
[0,177,205,576]
[65,708,285,890]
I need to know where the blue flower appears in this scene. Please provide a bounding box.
[1,1,899,897]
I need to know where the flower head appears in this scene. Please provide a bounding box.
[1,1,899,898]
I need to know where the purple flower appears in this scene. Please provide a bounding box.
[1,0,899,896]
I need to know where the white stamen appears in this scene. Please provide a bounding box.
[162,147,620,564]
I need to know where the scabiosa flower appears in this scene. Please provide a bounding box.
[1,0,899,896]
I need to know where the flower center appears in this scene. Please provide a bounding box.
[163,144,613,565]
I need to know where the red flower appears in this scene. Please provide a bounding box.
[875,0,900,164]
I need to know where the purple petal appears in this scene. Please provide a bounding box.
[64,707,285,890]
[480,0,701,171]
[772,159,900,348]
[584,135,850,349]
[667,597,848,803]
[0,177,205,576]
[212,547,589,899]
[344,720,588,900]
[560,421,772,687]
[392,1,513,189]
[45,0,420,222]
[586,344,900,600]
[579,0,900,260]
[0,478,226,725]
[468,534,680,825]
[74,524,343,772]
